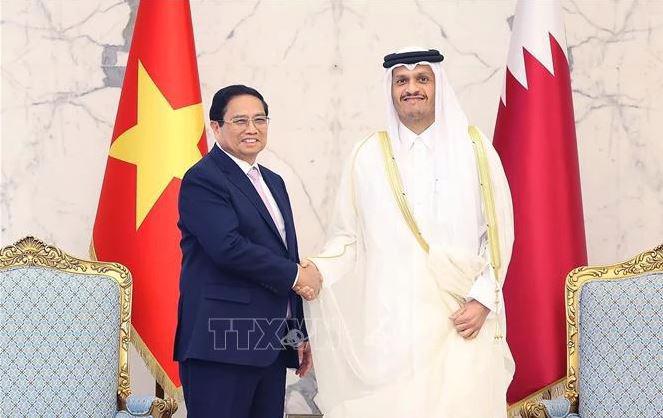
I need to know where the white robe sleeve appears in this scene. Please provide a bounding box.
[308,143,362,288]
[466,228,502,313]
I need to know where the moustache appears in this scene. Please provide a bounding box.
[401,94,426,100]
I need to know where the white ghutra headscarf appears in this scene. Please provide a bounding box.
[384,47,482,260]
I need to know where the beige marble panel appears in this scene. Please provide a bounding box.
[3,0,663,415]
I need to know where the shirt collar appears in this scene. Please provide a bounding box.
[215,142,259,176]
[398,123,434,151]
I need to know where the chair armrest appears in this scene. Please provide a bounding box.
[522,396,573,418]
[117,394,178,418]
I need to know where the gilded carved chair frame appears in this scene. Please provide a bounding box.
[0,237,177,418]
[521,243,663,418]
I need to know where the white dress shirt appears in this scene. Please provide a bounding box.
[396,124,497,312]
[397,123,436,237]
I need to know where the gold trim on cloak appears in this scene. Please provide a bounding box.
[467,126,502,275]
[377,131,431,253]
[377,127,505,339]
[376,128,501,278]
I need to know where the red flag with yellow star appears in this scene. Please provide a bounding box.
[92,0,205,397]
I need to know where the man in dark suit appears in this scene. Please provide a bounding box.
[174,85,321,418]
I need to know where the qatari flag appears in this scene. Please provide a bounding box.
[493,0,588,404]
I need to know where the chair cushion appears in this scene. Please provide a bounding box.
[578,272,663,417]
[115,411,153,418]
[125,395,158,415]
[541,397,571,417]
[1,266,121,416]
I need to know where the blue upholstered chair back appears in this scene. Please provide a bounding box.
[0,236,138,418]
[577,272,663,418]
[0,237,179,418]
[1,265,122,416]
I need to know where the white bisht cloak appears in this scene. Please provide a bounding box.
[306,61,515,418]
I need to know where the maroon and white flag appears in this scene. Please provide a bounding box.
[493,0,588,403]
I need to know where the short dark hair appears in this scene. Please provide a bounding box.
[209,85,269,124]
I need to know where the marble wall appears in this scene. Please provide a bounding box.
[3,0,663,415]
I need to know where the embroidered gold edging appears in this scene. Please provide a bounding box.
[467,126,506,340]
[378,128,505,339]
[377,128,500,264]
[377,131,430,253]
[468,126,502,279]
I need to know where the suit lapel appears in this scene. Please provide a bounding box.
[211,147,284,246]
[261,167,297,260]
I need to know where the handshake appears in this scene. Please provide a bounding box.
[294,259,323,301]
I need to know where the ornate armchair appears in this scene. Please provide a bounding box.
[522,244,663,418]
[0,237,178,417]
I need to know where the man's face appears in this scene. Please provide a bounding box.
[211,94,267,164]
[391,64,436,128]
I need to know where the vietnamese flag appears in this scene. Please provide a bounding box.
[92,0,206,396]
[493,0,588,404]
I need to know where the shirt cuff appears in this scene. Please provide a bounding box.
[291,265,300,289]
[466,267,500,313]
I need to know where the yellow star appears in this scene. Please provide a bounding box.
[110,60,204,230]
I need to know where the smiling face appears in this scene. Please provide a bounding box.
[211,94,267,164]
[391,64,436,134]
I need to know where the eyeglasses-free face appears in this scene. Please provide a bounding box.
[211,94,268,164]
[391,64,436,132]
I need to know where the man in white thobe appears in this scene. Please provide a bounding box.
[303,48,516,417]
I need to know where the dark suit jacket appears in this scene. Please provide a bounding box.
[174,145,305,368]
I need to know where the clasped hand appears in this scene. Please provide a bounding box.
[294,259,322,301]
[450,300,490,339]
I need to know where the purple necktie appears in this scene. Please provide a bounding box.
[247,167,281,233]
[247,167,291,318]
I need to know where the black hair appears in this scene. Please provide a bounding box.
[209,85,269,124]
